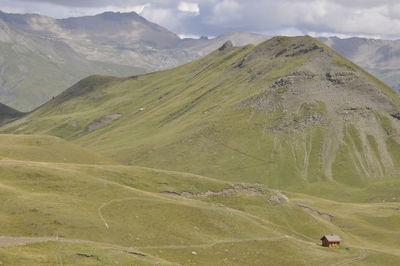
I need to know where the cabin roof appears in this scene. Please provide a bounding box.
[320,235,341,242]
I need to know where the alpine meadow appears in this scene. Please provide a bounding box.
[0,3,399,266]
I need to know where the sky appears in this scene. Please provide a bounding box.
[0,0,399,39]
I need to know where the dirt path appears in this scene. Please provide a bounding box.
[0,236,56,247]
[98,197,170,229]
[331,250,368,266]
[135,236,289,250]
[97,193,317,247]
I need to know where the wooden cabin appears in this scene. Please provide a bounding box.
[320,235,341,247]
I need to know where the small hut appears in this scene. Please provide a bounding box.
[320,235,341,247]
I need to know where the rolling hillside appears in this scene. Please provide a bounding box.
[3,36,400,195]
[0,134,398,265]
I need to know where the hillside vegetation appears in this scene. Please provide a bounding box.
[3,36,399,196]
[0,134,398,265]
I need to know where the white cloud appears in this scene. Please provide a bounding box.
[178,1,199,14]
[209,0,241,24]
[178,33,200,39]
[1,0,400,39]
[140,5,179,29]
[0,6,26,14]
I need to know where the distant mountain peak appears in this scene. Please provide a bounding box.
[96,11,141,18]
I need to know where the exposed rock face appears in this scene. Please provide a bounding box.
[326,72,356,85]
[267,192,289,205]
[87,114,123,132]
[219,41,234,51]
[298,205,334,221]
[391,112,400,120]
[271,72,315,89]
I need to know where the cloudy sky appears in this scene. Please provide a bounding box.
[0,0,399,39]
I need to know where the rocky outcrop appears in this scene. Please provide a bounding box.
[87,114,122,132]
[219,40,234,51]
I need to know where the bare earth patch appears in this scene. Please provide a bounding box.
[297,204,334,221]
[87,114,123,132]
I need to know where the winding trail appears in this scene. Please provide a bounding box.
[96,192,317,245]
[0,234,372,266]
[134,236,288,250]
[331,250,368,266]
[0,235,288,251]
[0,236,56,247]
[97,197,169,229]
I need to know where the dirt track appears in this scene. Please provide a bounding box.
[0,236,56,247]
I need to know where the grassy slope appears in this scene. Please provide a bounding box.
[0,135,398,264]
[3,36,399,197]
[0,134,115,164]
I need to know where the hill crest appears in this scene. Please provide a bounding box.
[2,35,400,190]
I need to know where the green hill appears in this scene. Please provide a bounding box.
[0,134,398,265]
[3,36,399,195]
[0,134,114,164]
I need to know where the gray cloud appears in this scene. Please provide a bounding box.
[1,0,399,39]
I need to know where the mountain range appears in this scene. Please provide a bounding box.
[0,36,399,264]
[319,37,400,91]
[0,15,145,111]
[0,8,399,262]
[1,10,399,112]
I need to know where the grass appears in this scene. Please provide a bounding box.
[0,134,398,264]
[2,36,399,194]
[0,134,115,164]
[0,37,399,264]
[141,238,359,266]
[0,241,166,265]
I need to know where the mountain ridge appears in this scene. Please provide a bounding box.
[3,36,399,192]
[1,10,399,112]
[0,35,399,265]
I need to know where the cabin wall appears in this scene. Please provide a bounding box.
[321,239,341,247]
